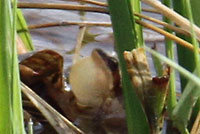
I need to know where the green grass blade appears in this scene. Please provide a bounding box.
[17,9,34,51]
[151,48,163,76]
[12,56,25,134]
[0,1,13,133]
[130,0,144,47]
[185,0,200,127]
[12,0,25,133]
[172,70,200,134]
[28,119,33,134]
[190,0,200,111]
[145,46,200,92]
[185,0,200,80]
[108,0,150,133]
[162,0,177,118]
[191,0,200,27]
[152,58,163,76]
[172,0,200,129]
[0,0,25,133]
[145,46,200,134]
[173,0,195,90]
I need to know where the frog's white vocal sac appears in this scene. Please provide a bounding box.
[69,49,118,108]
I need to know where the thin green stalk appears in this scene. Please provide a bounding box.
[0,0,13,133]
[145,46,200,134]
[28,119,33,134]
[173,0,195,90]
[151,48,163,76]
[0,0,25,133]
[185,0,200,82]
[129,0,144,47]
[190,0,200,127]
[190,0,200,27]
[108,0,150,133]
[145,46,200,90]
[172,72,199,134]
[162,0,177,118]
[12,0,25,133]
[173,1,200,130]
[17,9,34,51]
[185,0,200,128]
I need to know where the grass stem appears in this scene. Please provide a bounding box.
[142,0,200,41]
[18,2,108,14]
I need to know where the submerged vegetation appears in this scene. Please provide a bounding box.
[0,0,200,134]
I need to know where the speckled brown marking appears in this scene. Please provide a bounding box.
[20,49,64,92]
[123,48,152,100]
[123,48,169,133]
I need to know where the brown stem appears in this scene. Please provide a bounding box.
[136,19,200,53]
[134,13,190,36]
[27,19,191,47]
[142,8,160,14]
[18,2,198,52]
[26,19,198,53]
[18,2,161,15]
[75,0,160,14]
[28,21,111,29]
[18,2,108,14]
[19,2,187,37]
[191,111,200,134]
[27,14,187,37]
[73,26,87,64]
[142,0,200,41]
[74,0,107,7]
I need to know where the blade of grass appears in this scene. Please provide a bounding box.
[0,1,13,133]
[190,0,200,125]
[73,26,86,64]
[0,0,25,133]
[173,0,195,90]
[17,9,34,51]
[28,119,33,134]
[151,45,163,76]
[185,0,200,116]
[172,70,200,134]
[191,0,200,110]
[144,46,200,92]
[191,0,200,27]
[108,0,150,133]
[74,0,107,7]
[134,13,190,36]
[142,0,200,41]
[184,0,200,129]
[129,0,144,47]
[18,2,108,14]
[173,0,200,128]
[145,46,200,134]
[135,19,198,52]
[162,0,177,118]
[12,0,25,133]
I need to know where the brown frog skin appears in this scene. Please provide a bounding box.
[20,49,127,134]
